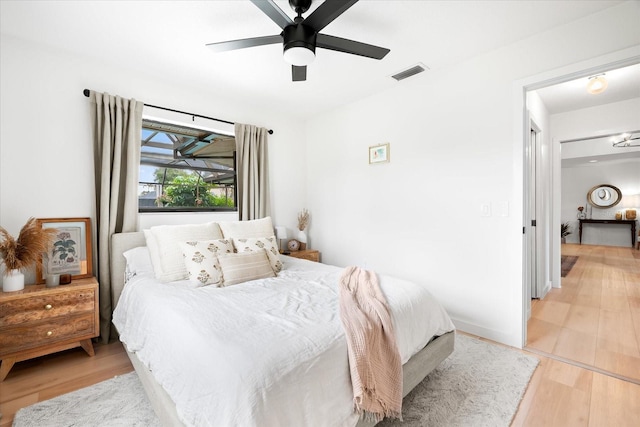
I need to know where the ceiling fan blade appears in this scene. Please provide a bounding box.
[317,34,390,59]
[206,35,282,52]
[292,65,307,82]
[303,0,359,32]
[250,0,294,29]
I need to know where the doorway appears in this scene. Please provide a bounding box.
[522,59,640,382]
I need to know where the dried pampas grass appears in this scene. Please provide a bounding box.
[297,209,310,231]
[0,218,57,271]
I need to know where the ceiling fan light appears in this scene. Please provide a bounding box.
[587,75,608,94]
[283,46,315,66]
[611,132,640,148]
[282,24,317,67]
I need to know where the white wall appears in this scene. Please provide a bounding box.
[0,35,306,283]
[304,2,640,347]
[554,98,640,246]
[553,98,640,147]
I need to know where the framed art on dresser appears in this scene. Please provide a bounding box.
[35,217,93,284]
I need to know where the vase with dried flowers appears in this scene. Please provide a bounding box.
[0,218,57,292]
[577,206,586,220]
[297,209,310,250]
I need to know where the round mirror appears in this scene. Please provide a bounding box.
[587,184,622,208]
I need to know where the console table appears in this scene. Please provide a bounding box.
[579,219,637,247]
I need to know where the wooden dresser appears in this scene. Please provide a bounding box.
[287,249,320,262]
[0,277,99,381]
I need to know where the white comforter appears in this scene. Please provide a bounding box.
[113,256,454,427]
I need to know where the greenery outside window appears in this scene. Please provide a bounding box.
[138,119,236,212]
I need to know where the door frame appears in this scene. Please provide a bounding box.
[518,49,640,348]
[523,115,536,320]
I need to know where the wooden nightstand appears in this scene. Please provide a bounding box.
[287,249,320,262]
[0,276,99,381]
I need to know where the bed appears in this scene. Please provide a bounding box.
[110,221,455,427]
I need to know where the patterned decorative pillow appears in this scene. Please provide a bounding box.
[179,239,234,286]
[144,222,223,282]
[232,236,283,273]
[217,250,276,286]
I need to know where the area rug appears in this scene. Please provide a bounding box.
[561,255,579,277]
[381,334,539,426]
[13,334,538,427]
[12,372,159,427]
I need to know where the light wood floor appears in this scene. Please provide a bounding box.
[0,343,133,427]
[1,333,639,426]
[527,244,640,383]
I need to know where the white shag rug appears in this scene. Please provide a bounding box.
[13,334,538,427]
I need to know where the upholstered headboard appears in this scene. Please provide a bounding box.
[110,217,278,313]
[110,232,146,313]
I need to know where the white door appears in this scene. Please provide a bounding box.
[528,121,548,300]
[528,126,538,298]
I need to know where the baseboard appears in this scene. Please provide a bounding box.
[451,318,522,349]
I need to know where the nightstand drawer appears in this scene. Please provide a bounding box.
[288,250,320,262]
[0,277,99,381]
[0,313,97,356]
[0,288,95,327]
[296,252,319,262]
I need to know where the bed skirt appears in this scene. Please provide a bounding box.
[125,331,455,427]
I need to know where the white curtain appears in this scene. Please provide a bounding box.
[235,123,270,220]
[89,91,143,342]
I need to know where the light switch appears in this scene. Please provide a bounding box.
[480,203,491,217]
[494,201,509,217]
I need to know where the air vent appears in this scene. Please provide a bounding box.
[391,63,428,81]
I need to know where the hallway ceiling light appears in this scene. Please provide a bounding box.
[611,132,640,148]
[586,74,608,94]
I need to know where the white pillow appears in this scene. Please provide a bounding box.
[123,246,154,275]
[217,250,275,286]
[179,239,234,286]
[144,222,223,282]
[123,246,154,284]
[219,217,274,239]
[232,236,283,273]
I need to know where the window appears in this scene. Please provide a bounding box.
[138,118,236,212]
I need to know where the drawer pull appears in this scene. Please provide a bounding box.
[46,331,53,337]
[44,304,53,310]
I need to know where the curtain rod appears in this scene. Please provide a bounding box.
[82,89,273,135]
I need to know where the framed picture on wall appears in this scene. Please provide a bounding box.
[35,217,93,284]
[369,143,390,164]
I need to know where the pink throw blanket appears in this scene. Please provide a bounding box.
[339,266,403,422]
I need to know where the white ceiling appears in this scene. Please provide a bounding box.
[0,0,631,119]
[535,63,640,114]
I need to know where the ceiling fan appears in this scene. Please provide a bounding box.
[206,0,390,82]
